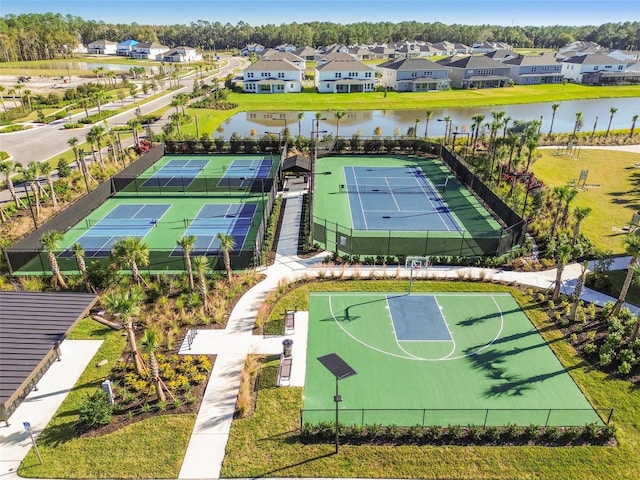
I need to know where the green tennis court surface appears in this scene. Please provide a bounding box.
[303,292,605,427]
[312,155,504,257]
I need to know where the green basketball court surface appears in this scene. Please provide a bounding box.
[303,292,605,427]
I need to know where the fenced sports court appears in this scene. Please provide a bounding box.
[313,155,515,258]
[302,291,609,427]
[9,150,279,274]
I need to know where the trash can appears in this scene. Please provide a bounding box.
[282,339,293,357]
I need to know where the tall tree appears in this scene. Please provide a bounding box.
[334,111,345,138]
[297,112,304,137]
[629,114,638,138]
[552,240,574,301]
[548,103,560,136]
[216,232,235,282]
[87,124,107,170]
[141,329,167,402]
[39,162,57,207]
[177,235,197,292]
[572,206,592,245]
[110,237,150,286]
[423,110,433,138]
[605,107,617,137]
[24,161,42,218]
[191,255,210,310]
[569,260,589,321]
[629,265,640,341]
[613,235,640,316]
[571,112,584,141]
[72,242,93,292]
[102,286,145,374]
[0,86,6,112]
[471,113,485,156]
[0,161,26,208]
[40,230,67,289]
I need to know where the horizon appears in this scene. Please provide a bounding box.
[1,0,636,27]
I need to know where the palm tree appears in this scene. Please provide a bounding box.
[571,112,583,141]
[110,237,150,286]
[414,118,420,138]
[191,255,210,310]
[548,103,560,136]
[549,186,569,239]
[297,112,304,137]
[7,88,17,109]
[569,261,589,321]
[24,162,42,218]
[552,240,574,301]
[40,230,67,289]
[572,206,592,245]
[423,110,433,138]
[471,113,485,156]
[613,235,640,316]
[102,286,145,374]
[0,160,26,208]
[177,235,197,292]
[605,107,617,137]
[560,188,578,227]
[629,114,638,139]
[0,85,6,112]
[23,89,32,110]
[141,329,167,402]
[72,242,93,292]
[629,265,640,341]
[87,125,107,170]
[39,162,57,207]
[216,232,235,282]
[335,111,345,138]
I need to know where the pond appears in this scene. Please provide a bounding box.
[214,98,640,138]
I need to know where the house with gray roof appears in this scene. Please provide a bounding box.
[261,50,306,70]
[560,54,627,83]
[377,57,451,92]
[87,39,117,55]
[502,53,564,85]
[292,46,319,61]
[437,55,511,88]
[243,58,304,93]
[315,58,376,93]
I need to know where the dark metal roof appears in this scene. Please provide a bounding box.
[0,291,98,422]
[283,154,311,173]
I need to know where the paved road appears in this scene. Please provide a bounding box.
[0,55,247,203]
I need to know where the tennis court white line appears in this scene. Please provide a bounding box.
[351,166,369,230]
[384,178,401,211]
[410,171,455,232]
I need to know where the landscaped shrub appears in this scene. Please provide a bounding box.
[76,389,113,431]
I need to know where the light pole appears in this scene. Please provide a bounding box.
[317,353,357,454]
[451,131,470,160]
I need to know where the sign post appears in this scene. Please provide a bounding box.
[23,422,43,464]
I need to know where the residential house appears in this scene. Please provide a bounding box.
[243,59,304,93]
[292,46,319,61]
[162,46,202,62]
[502,53,564,85]
[437,55,512,88]
[87,39,117,55]
[582,70,640,85]
[261,51,306,70]
[396,43,422,58]
[316,52,356,67]
[347,46,372,61]
[557,41,604,59]
[369,44,396,60]
[560,54,627,83]
[607,49,640,64]
[241,43,265,56]
[275,43,297,53]
[377,57,451,92]
[484,49,519,62]
[472,41,512,53]
[131,42,168,60]
[315,58,376,93]
[116,39,139,56]
[431,41,457,56]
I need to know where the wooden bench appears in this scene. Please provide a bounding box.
[283,311,295,334]
[277,355,293,386]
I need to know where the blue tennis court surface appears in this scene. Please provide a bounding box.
[218,158,272,187]
[345,166,462,231]
[142,159,209,187]
[61,204,170,257]
[387,294,451,341]
[175,203,257,255]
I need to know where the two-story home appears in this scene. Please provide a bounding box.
[87,39,117,55]
[437,55,512,88]
[502,53,564,85]
[315,57,376,93]
[162,46,202,62]
[377,57,451,92]
[292,46,320,61]
[261,51,306,70]
[131,42,168,60]
[243,59,304,93]
[369,44,396,60]
[560,54,627,83]
[116,39,138,56]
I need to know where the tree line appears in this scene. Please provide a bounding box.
[1,13,639,62]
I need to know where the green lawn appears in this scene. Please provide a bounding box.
[224,280,640,480]
[531,148,640,254]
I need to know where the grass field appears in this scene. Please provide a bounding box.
[303,291,603,427]
[224,280,640,480]
[532,148,640,254]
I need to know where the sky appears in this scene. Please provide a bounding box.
[1,0,636,27]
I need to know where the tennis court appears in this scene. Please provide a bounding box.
[313,155,504,257]
[302,292,606,427]
[142,159,209,188]
[345,166,461,231]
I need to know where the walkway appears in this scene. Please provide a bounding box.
[0,176,637,479]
